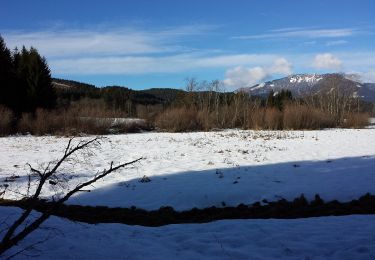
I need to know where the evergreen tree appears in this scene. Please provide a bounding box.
[266,89,293,110]
[15,46,56,111]
[0,35,14,108]
[266,90,275,107]
[1,37,55,112]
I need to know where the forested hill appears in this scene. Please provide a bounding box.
[52,78,185,106]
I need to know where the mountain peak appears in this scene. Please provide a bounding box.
[288,74,323,84]
[237,73,375,102]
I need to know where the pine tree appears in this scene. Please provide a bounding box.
[266,90,275,107]
[0,35,14,108]
[15,46,56,111]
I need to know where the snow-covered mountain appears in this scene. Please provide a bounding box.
[238,73,375,102]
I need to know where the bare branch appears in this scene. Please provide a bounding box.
[0,137,142,257]
[26,164,42,178]
[59,158,142,204]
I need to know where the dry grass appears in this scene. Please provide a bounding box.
[16,108,149,136]
[1,96,371,135]
[264,108,283,130]
[283,104,336,130]
[246,108,282,130]
[0,106,14,136]
[155,107,202,132]
[247,109,265,130]
[342,112,370,128]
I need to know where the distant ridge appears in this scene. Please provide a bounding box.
[237,73,375,102]
[51,78,184,105]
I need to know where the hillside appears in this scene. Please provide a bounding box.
[52,78,185,105]
[238,73,375,102]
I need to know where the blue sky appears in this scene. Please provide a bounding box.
[1,0,375,89]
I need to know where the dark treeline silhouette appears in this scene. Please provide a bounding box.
[0,36,56,113]
[266,89,293,110]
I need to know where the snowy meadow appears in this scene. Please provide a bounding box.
[1,128,375,259]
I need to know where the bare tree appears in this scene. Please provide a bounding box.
[0,137,142,256]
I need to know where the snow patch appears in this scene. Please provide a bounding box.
[289,74,323,84]
[250,82,265,91]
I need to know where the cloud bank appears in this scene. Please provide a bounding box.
[3,25,214,58]
[312,53,342,70]
[3,25,375,85]
[223,58,292,88]
[232,27,357,40]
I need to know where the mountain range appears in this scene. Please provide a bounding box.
[52,73,375,105]
[237,73,375,102]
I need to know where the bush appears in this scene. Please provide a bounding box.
[17,109,113,135]
[342,112,370,128]
[155,107,202,132]
[264,108,283,130]
[283,104,336,130]
[0,106,14,136]
[247,109,265,130]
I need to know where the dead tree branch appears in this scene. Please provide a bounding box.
[0,137,142,256]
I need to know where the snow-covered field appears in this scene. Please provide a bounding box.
[1,129,375,210]
[1,129,375,259]
[2,206,375,259]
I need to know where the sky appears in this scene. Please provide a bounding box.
[1,0,375,90]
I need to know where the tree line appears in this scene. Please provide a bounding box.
[0,35,56,114]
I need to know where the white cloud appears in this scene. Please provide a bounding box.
[326,40,348,46]
[223,58,292,88]
[49,53,280,75]
[4,26,284,76]
[312,53,342,70]
[5,26,375,80]
[223,66,268,88]
[232,28,357,40]
[2,25,213,58]
[193,54,277,68]
[269,58,293,75]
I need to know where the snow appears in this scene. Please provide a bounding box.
[289,74,323,84]
[1,129,375,259]
[1,129,375,210]
[250,82,265,91]
[2,206,375,259]
[79,117,145,126]
[52,82,72,89]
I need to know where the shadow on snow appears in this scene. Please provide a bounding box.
[69,155,375,211]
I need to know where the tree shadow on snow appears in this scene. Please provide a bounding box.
[68,155,375,211]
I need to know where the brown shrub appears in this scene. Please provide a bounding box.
[283,104,336,130]
[17,113,34,134]
[247,109,265,130]
[16,109,110,135]
[264,108,283,130]
[155,107,202,132]
[0,106,14,136]
[246,108,282,130]
[196,109,211,131]
[69,98,128,119]
[342,112,370,128]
